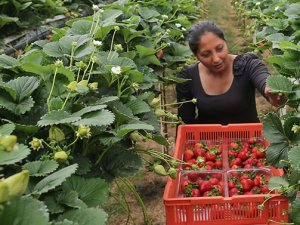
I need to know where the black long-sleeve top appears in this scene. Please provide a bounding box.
[176,53,269,125]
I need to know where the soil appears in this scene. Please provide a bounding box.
[105,0,273,224]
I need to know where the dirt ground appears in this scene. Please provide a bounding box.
[105,0,273,224]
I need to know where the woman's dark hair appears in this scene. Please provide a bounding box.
[188,21,225,55]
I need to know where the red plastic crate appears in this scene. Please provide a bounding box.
[163,123,289,225]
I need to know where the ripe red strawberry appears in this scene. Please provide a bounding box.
[180,180,191,193]
[205,161,215,168]
[184,149,194,161]
[248,137,257,144]
[210,177,219,185]
[229,142,239,149]
[194,148,205,157]
[237,151,247,161]
[156,49,164,58]
[229,187,239,196]
[255,147,266,159]
[187,171,198,182]
[260,185,270,193]
[200,180,211,193]
[194,142,204,149]
[191,188,200,197]
[230,158,242,168]
[241,179,254,192]
[228,180,236,189]
[253,175,263,186]
[214,159,222,169]
[205,152,216,161]
[244,164,253,169]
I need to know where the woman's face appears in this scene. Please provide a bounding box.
[196,32,229,73]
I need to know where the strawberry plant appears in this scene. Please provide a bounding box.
[232,0,300,223]
[0,0,204,224]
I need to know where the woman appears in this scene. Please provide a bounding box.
[176,21,284,125]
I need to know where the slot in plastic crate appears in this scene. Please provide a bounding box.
[163,123,289,225]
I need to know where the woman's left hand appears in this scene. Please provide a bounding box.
[264,86,287,107]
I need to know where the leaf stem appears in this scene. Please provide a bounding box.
[47,67,58,112]
[61,92,71,111]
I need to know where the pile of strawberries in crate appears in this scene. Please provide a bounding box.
[180,137,273,198]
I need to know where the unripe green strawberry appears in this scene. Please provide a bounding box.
[3,170,29,198]
[130,131,144,142]
[88,82,98,91]
[0,181,9,202]
[76,124,91,139]
[49,126,65,142]
[29,138,43,150]
[167,168,177,179]
[155,109,166,117]
[154,164,167,176]
[150,97,160,107]
[54,151,68,161]
[67,81,78,92]
[0,135,17,151]
[170,159,179,168]
[78,80,88,87]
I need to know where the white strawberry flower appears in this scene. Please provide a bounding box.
[92,4,99,11]
[111,66,121,75]
[175,23,182,28]
[255,2,261,5]
[162,15,168,19]
[93,40,102,46]
[274,6,279,11]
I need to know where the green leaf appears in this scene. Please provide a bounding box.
[126,98,150,115]
[0,196,49,225]
[171,43,192,57]
[111,101,135,124]
[266,19,289,31]
[38,111,81,127]
[43,41,64,57]
[0,123,15,135]
[72,105,107,117]
[71,155,91,175]
[138,7,160,19]
[33,164,78,194]
[0,144,30,165]
[263,113,290,167]
[56,190,87,209]
[0,81,17,100]
[43,195,65,214]
[291,197,300,224]
[263,113,286,142]
[0,15,18,29]
[288,145,300,170]
[59,208,107,225]
[62,176,109,207]
[117,123,154,137]
[53,219,76,225]
[266,75,293,94]
[101,9,123,26]
[22,160,59,177]
[266,142,290,167]
[71,20,92,35]
[95,96,118,104]
[284,3,300,19]
[151,134,169,147]
[72,109,115,127]
[101,147,143,178]
[268,176,289,191]
[136,45,156,57]
[7,76,40,102]
[0,54,20,68]
[265,33,289,44]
